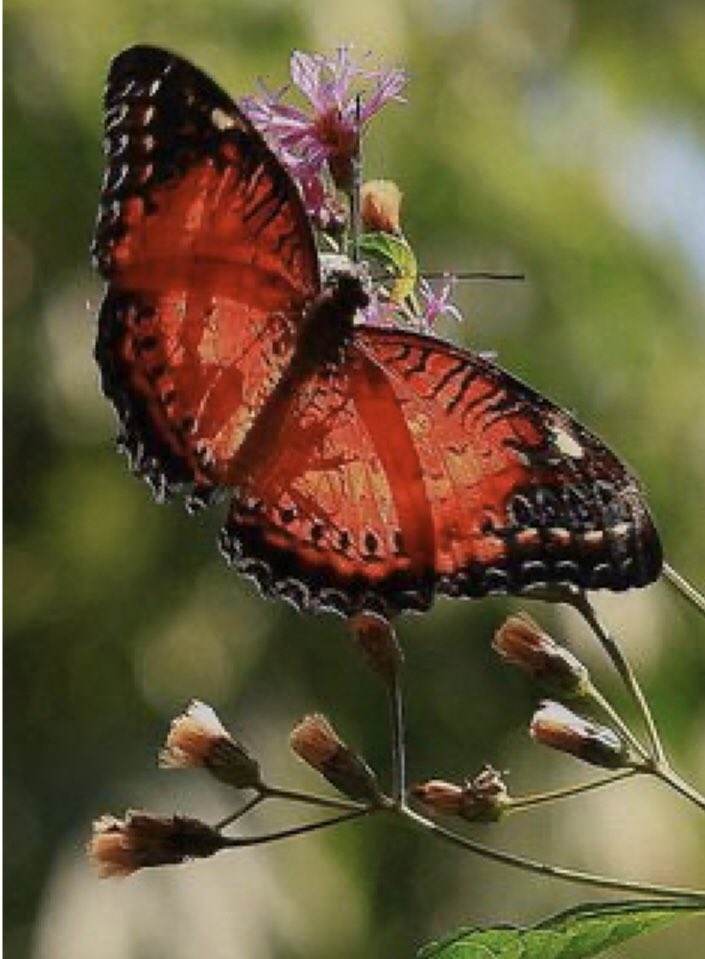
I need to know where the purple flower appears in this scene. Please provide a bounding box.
[242,46,407,211]
[362,289,401,328]
[289,159,347,232]
[363,275,464,332]
[419,275,463,330]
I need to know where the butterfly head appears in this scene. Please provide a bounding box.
[319,253,370,313]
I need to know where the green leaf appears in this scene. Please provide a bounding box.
[417,899,704,959]
[359,231,416,274]
[358,231,418,302]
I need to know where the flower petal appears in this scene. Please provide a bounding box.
[290,50,328,111]
[359,68,408,123]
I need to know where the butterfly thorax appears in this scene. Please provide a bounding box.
[293,270,369,370]
[222,270,368,492]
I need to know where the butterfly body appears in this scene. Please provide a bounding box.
[222,270,368,493]
[93,46,662,616]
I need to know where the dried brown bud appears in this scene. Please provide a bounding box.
[412,766,510,822]
[530,701,629,769]
[411,779,465,815]
[347,613,403,684]
[361,179,403,234]
[290,714,382,803]
[87,811,223,878]
[460,765,510,822]
[290,713,340,768]
[159,701,262,789]
[493,613,589,697]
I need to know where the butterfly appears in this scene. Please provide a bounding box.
[92,45,662,617]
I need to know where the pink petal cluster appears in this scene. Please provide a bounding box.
[418,276,463,330]
[242,47,407,224]
[362,289,402,328]
[363,276,464,330]
[242,46,467,338]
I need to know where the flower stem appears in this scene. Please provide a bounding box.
[570,592,705,814]
[651,766,705,813]
[400,805,705,902]
[349,94,362,263]
[663,563,705,618]
[584,683,652,763]
[216,785,366,832]
[261,784,367,813]
[572,592,666,765]
[507,768,638,813]
[388,668,407,804]
[220,808,369,849]
[215,793,265,831]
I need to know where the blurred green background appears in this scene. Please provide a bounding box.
[6,1,705,957]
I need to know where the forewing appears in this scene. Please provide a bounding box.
[221,326,661,616]
[93,45,319,497]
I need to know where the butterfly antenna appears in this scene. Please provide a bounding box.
[350,94,362,264]
[370,269,526,284]
[422,270,526,282]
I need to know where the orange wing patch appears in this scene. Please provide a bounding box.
[93,46,319,499]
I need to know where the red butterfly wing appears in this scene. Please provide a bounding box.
[221,325,662,615]
[93,46,319,500]
[221,349,438,613]
[93,48,661,615]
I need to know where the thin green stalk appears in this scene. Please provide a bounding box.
[651,766,705,813]
[568,593,705,814]
[215,792,265,831]
[349,94,362,263]
[220,808,369,849]
[261,784,366,812]
[663,563,705,618]
[572,592,666,764]
[507,768,638,813]
[401,805,705,902]
[585,683,652,764]
[216,784,367,832]
[388,670,406,804]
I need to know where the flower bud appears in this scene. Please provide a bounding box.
[347,613,403,684]
[159,700,262,789]
[530,701,629,769]
[493,613,589,697]
[460,765,510,822]
[290,714,382,803]
[88,811,224,878]
[361,179,403,234]
[412,766,510,822]
[412,779,465,815]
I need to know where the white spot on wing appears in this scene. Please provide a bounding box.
[552,424,585,459]
[212,108,236,130]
